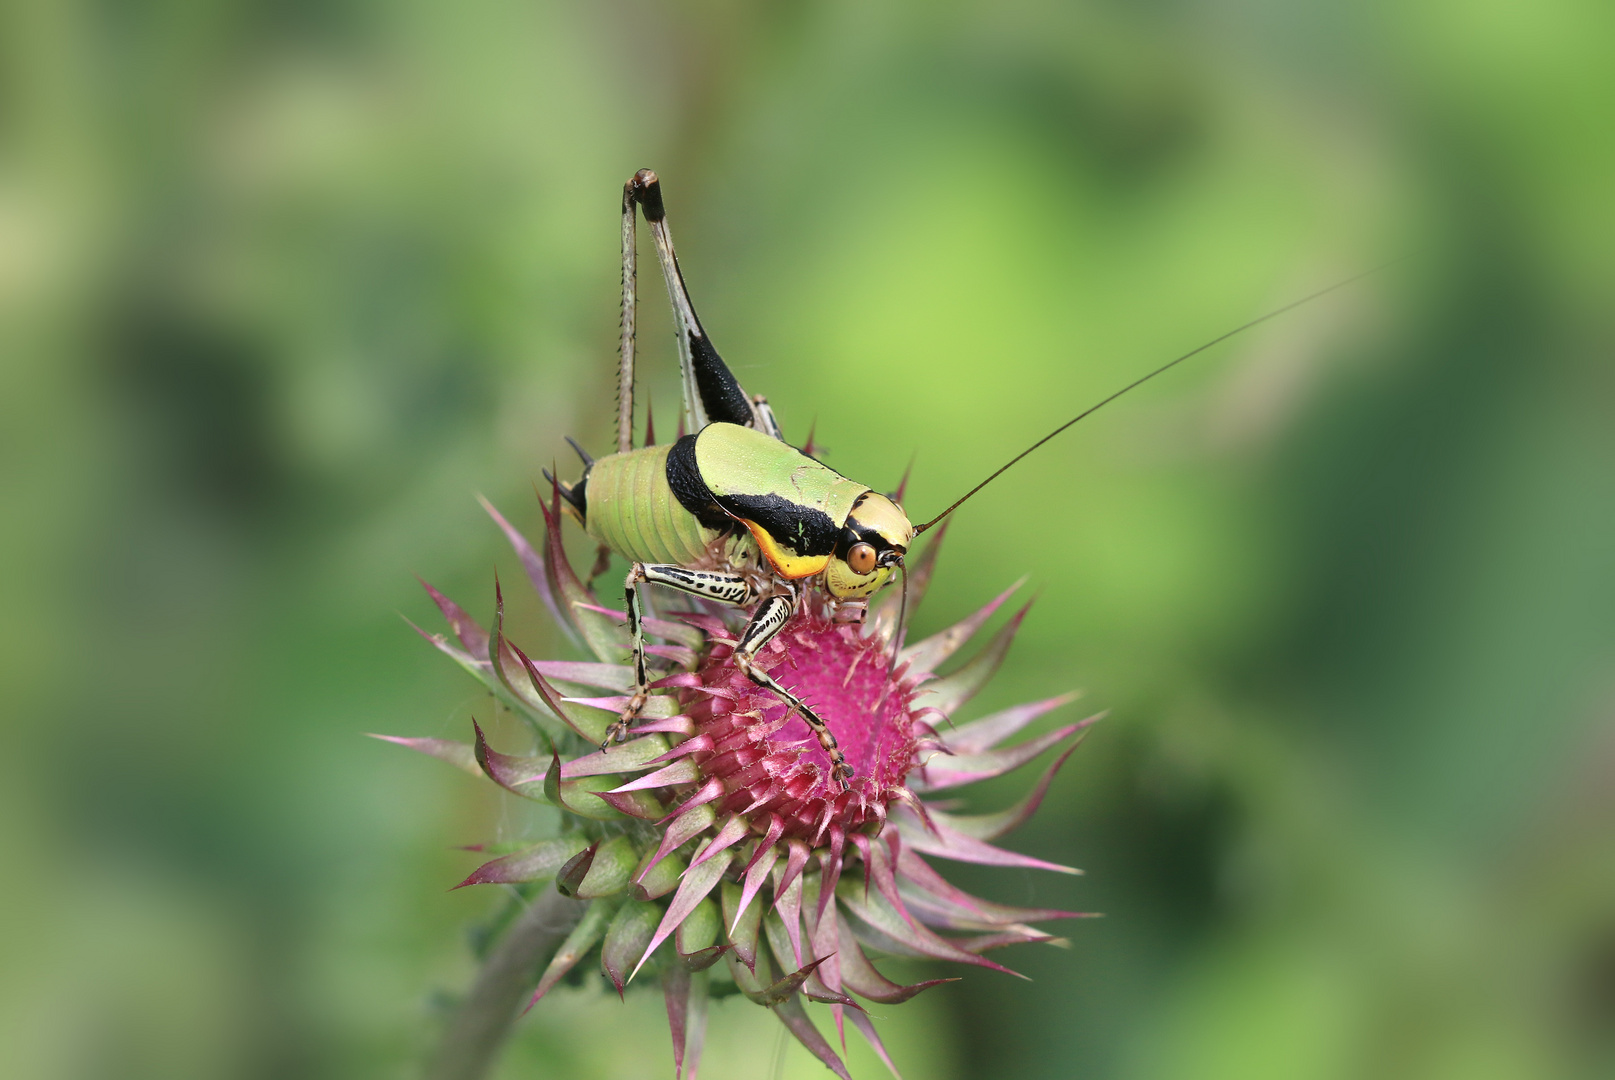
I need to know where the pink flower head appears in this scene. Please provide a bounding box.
[380,491,1099,1078]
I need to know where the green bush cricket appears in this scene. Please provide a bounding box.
[549,169,1383,791]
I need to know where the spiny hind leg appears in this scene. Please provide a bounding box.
[749,395,783,440]
[733,593,854,790]
[625,169,763,433]
[604,563,756,747]
[615,175,640,455]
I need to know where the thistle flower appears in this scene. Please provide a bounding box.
[381,491,1099,1079]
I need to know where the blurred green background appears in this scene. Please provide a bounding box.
[3,0,1613,1077]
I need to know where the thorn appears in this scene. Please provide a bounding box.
[891,453,916,504]
[588,544,613,583]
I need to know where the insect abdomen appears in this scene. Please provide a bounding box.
[584,444,719,565]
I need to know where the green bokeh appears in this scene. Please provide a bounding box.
[3,1,1612,1077]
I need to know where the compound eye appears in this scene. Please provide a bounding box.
[847,542,877,575]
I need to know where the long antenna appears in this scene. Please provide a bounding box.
[913,264,1392,534]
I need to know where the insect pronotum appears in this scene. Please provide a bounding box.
[549,169,1382,791]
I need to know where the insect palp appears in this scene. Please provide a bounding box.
[889,557,909,675]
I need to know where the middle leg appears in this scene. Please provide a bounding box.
[732,593,854,790]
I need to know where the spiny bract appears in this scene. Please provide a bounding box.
[380,490,1099,1079]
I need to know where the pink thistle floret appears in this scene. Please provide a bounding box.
[688,605,917,842]
[379,495,1102,1080]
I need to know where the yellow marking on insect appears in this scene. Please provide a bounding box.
[740,520,831,579]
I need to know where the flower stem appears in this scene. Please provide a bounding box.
[427,889,586,1080]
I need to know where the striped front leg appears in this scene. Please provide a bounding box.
[604,563,757,748]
